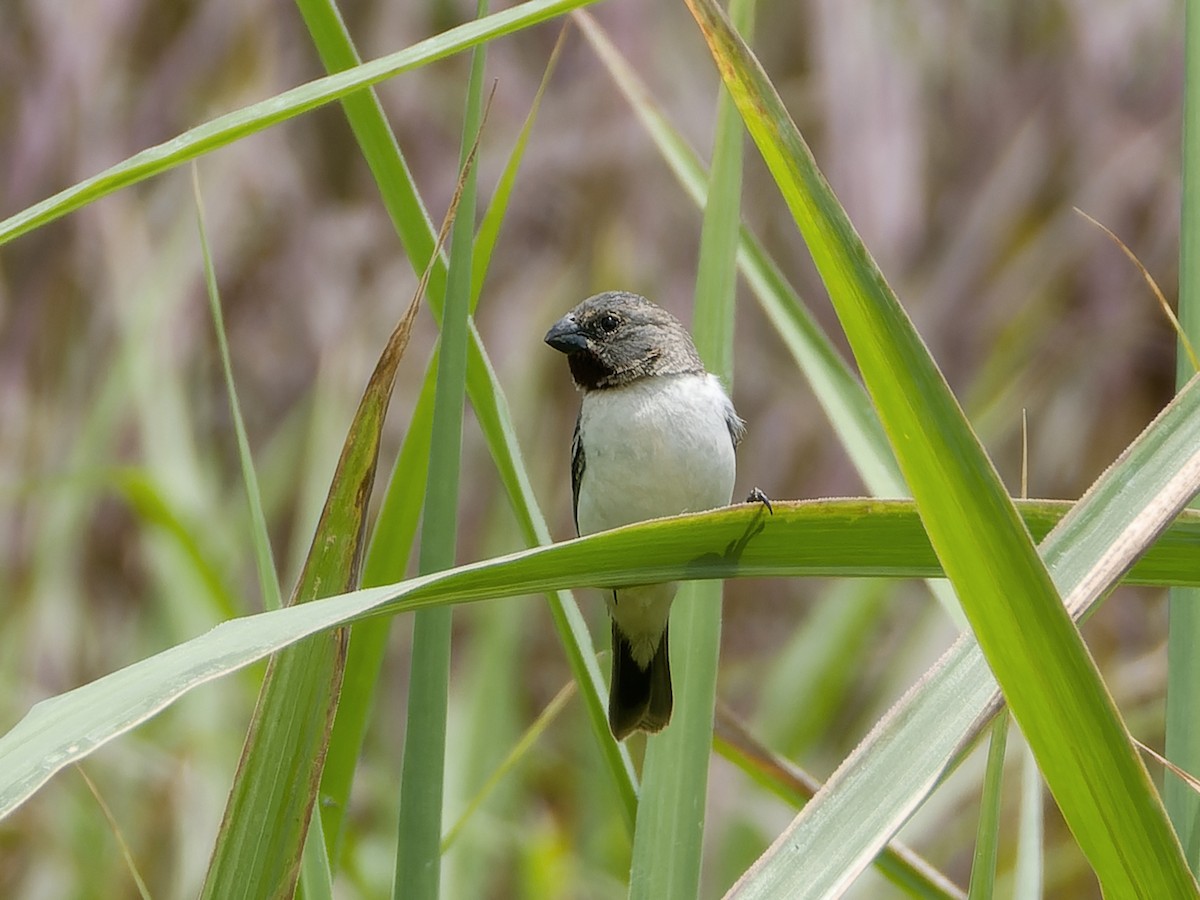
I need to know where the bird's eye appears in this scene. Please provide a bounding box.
[598,313,620,333]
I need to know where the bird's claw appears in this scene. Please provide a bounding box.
[746,487,773,514]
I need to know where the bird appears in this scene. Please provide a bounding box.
[544,290,743,740]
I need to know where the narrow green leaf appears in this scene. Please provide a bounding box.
[319,348,438,859]
[192,166,282,615]
[0,0,599,248]
[299,812,335,900]
[1013,737,1043,899]
[967,715,1008,900]
[471,26,568,306]
[6,497,1200,825]
[394,10,487,898]
[632,582,723,900]
[682,0,1197,893]
[442,680,577,853]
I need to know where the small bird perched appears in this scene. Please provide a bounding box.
[544,291,743,740]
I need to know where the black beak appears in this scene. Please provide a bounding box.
[544,316,588,354]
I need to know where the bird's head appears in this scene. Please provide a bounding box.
[544,291,703,390]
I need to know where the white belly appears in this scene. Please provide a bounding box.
[576,373,737,537]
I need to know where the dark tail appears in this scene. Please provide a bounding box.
[608,621,673,741]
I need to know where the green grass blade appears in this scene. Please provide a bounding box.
[631,582,722,900]
[683,0,1197,893]
[726,372,1200,897]
[7,494,1200,825]
[471,26,567,306]
[967,715,1008,900]
[192,168,282,614]
[1013,737,1044,898]
[0,0,597,248]
[393,13,486,897]
[299,812,335,900]
[442,679,576,853]
[195,164,323,894]
[319,347,438,860]
[632,1,755,896]
[1166,0,1200,871]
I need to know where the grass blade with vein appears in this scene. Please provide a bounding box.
[967,716,1008,900]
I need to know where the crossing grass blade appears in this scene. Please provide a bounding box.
[318,350,437,860]
[192,167,282,616]
[682,0,1198,894]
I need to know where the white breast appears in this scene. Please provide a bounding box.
[576,373,738,536]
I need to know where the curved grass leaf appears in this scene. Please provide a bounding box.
[193,169,282,615]
[682,0,1198,894]
[3,499,1200,824]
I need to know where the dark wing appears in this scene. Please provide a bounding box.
[570,413,585,535]
[726,407,746,449]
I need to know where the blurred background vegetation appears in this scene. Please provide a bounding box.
[0,0,1187,896]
